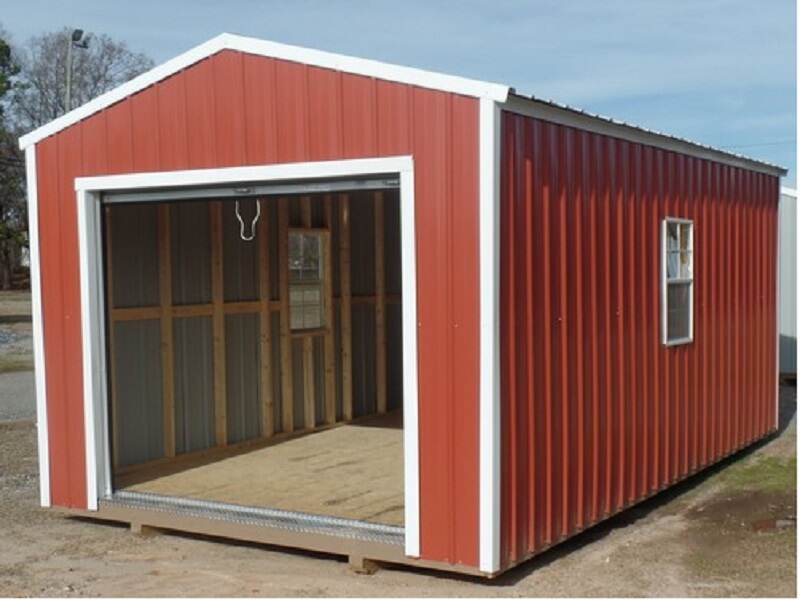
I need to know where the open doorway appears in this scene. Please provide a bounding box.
[102,185,405,529]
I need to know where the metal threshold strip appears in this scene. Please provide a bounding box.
[106,490,405,546]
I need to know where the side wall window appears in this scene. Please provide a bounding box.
[662,218,694,345]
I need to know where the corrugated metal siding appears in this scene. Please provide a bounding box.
[174,316,215,453]
[112,319,164,466]
[222,201,260,302]
[171,201,212,305]
[109,204,159,308]
[225,313,261,443]
[37,49,480,565]
[499,111,780,568]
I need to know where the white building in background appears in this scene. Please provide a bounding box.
[779,187,796,377]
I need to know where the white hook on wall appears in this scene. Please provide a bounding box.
[235,199,261,241]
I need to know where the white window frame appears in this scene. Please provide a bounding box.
[661,217,694,346]
[74,156,420,558]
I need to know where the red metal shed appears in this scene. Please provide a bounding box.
[19,33,784,577]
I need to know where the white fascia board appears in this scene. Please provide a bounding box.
[478,97,501,574]
[19,33,509,150]
[25,144,51,507]
[76,156,414,192]
[780,186,797,198]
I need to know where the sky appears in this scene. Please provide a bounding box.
[2,0,796,184]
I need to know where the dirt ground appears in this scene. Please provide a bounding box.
[0,289,795,596]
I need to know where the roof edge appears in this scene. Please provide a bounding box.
[19,32,510,150]
[504,92,788,178]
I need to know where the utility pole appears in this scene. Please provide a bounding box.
[64,29,89,113]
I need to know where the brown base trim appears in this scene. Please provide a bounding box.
[58,504,486,578]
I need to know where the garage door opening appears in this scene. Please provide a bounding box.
[101,183,406,534]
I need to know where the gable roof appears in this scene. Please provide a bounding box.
[17,32,509,150]
[17,32,787,177]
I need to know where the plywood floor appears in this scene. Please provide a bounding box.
[116,412,404,526]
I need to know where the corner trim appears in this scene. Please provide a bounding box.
[478,97,501,574]
[25,144,51,507]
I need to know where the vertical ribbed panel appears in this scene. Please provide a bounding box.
[500,111,779,568]
[113,320,164,466]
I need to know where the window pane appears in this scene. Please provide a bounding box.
[303,304,322,328]
[667,222,679,250]
[680,250,692,278]
[290,306,304,329]
[667,282,691,341]
[680,223,692,250]
[667,251,680,279]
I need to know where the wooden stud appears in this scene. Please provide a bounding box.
[111,306,163,321]
[339,194,353,421]
[300,196,315,430]
[322,197,336,425]
[210,201,227,447]
[158,205,176,458]
[104,207,120,469]
[374,191,387,414]
[278,198,294,433]
[258,198,274,438]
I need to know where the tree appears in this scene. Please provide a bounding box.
[10,27,154,130]
[0,27,23,290]
[0,27,153,289]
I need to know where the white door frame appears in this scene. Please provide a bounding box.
[75,155,420,557]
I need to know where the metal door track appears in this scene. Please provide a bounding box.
[105,490,405,546]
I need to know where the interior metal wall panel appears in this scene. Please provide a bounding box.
[499,111,780,569]
[222,201,260,302]
[334,309,343,420]
[108,204,159,308]
[267,200,280,301]
[112,320,164,466]
[331,196,341,298]
[36,50,479,565]
[386,302,404,411]
[313,335,325,426]
[349,192,376,297]
[225,313,261,443]
[291,338,306,430]
[351,304,377,417]
[270,311,283,432]
[171,201,212,305]
[383,191,402,296]
[173,316,216,453]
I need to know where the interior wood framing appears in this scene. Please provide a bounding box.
[104,190,402,477]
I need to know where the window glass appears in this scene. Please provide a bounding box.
[667,222,680,250]
[667,282,691,340]
[663,219,693,344]
[288,232,324,330]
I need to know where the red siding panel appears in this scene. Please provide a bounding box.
[500,111,779,569]
[35,50,480,567]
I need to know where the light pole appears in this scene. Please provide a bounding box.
[65,28,89,113]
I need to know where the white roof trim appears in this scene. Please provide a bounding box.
[18,32,509,149]
[780,186,797,197]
